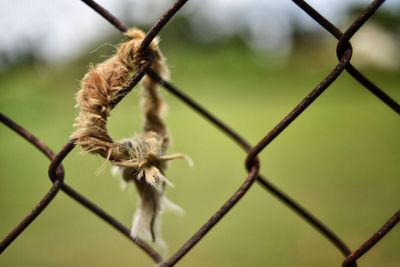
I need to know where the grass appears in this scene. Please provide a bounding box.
[0,38,399,267]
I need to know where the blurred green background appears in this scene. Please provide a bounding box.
[1,2,400,267]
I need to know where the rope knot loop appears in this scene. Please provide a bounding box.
[71,27,187,249]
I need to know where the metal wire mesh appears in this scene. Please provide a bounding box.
[1,0,399,266]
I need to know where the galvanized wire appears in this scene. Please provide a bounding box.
[1,0,399,266]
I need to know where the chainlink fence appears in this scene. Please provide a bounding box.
[1,0,399,266]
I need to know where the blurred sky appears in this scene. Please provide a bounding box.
[0,0,399,65]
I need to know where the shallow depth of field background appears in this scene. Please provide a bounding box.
[0,1,399,266]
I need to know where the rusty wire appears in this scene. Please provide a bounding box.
[1,0,399,266]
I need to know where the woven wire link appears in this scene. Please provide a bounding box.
[1,0,399,266]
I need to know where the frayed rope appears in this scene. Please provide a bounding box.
[71,28,189,250]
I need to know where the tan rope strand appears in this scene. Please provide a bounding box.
[71,28,186,249]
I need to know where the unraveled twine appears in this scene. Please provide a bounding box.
[71,28,187,250]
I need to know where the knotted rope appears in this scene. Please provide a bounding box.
[71,28,187,250]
